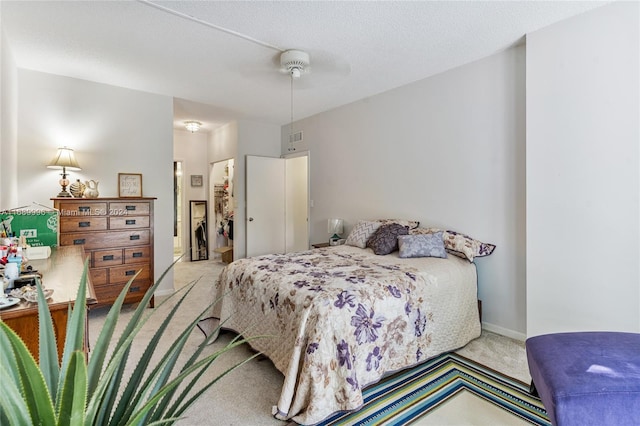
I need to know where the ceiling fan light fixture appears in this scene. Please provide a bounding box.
[280,49,310,78]
[184,120,202,133]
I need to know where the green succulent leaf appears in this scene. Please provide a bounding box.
[0,321,56,424]
[57,351,88,426]
[2,253,259,425]
[36,278,60,400]
[0,317,28,425]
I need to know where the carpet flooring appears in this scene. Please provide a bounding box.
[88,258,541,425]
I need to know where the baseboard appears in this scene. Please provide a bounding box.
[153,288,174,298]
[481,322,526,342]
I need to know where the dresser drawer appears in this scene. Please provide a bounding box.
[94,280,150,305]
[57,201,107,216]
[60,217,108,233]
[124,247,150,264]
[109,202,150,216]
[61,230,150,250]
[92,249,123,267]
[109,264,150,284]
[109,216,149,230]
[90,268,108,286]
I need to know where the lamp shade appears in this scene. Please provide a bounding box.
[327,218,344,236]
[47,147,81,170]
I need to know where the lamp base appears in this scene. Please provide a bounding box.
[56,190,72,197]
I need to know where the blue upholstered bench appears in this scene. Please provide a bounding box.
[526,332,640,426]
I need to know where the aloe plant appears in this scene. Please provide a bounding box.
[0,259,258,425]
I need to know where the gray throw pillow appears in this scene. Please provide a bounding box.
[345,220,382,249]
[398,233,447,259]
[366,223,409,255]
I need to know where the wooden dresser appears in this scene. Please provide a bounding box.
[52,197,155,308]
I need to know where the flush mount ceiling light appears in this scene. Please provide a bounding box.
[184,121,202,133]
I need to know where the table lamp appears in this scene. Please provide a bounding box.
[47,147,81,197]
[328,218,344,245]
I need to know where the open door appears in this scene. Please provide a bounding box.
[246,156,286,257]
[246,154,309,258]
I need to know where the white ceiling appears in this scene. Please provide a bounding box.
[1,1,607,132]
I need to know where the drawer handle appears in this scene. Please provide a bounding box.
[132,252,143,258]
[125,219,136,225]
[79,221,91,227]
[102,255,114,261]
[73,238,86,245]
[125,205,136,211]
[130,235,140,241]
[125,270,136,276]
[130,286,140,293]
[78,206,90,213]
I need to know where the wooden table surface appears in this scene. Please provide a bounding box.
[1,245,96,359]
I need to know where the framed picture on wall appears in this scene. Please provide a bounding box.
[118,173,143,197]
[191,175,203,187]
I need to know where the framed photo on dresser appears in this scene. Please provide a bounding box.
[118,173,143,197]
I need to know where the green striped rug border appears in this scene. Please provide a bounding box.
[319,352,550,425]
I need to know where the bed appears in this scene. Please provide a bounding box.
[212,244,481,425]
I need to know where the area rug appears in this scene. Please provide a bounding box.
[317,352,550,425]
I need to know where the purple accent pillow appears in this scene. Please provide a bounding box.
[366,223,409,255]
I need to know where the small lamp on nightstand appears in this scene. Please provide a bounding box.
[47,147,81,197]
[328,218,344,245]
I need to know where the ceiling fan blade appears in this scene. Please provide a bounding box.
[239,48,351,90]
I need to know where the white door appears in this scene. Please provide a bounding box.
[246,156,286,257]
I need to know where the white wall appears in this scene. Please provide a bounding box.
[0,24,19,209]
[284,46,527,338]
[209,121,237,164]
[174,128,209,258]
[526,2,639,336]
[16,70,175,296]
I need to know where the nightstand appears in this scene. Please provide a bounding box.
[311,242,330,248]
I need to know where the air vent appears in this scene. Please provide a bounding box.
[289,131,303,144]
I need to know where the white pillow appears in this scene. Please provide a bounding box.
[345,220,382,249]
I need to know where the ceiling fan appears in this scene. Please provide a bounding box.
[271,48,350,89]
[280,50,310,152]
[280,49,310,79]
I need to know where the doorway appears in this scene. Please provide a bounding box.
[246,152,309,257]
[210,159,235,261]
[285,153,309,253]
[173,161,183,260]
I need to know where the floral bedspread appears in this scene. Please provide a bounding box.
[213,245,480,425]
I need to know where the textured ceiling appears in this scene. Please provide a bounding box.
[1,1,607,131]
